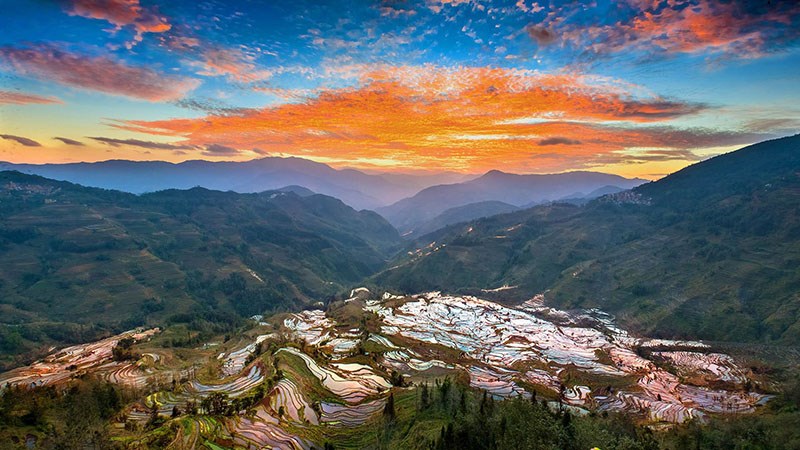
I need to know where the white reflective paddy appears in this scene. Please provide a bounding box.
[362,292,767,423]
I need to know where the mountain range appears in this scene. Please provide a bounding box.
[0,158,473,211]
[2,159,656,239]
[377,170,646,235]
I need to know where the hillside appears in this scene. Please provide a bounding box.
[0,171,402,368]
[409,200,521,238]
[374,135,800,343]
[377,170,646,235]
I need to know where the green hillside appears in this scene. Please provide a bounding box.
[0,171,402,369]
[374,135,800,343]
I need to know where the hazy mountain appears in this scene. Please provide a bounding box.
[277,185,316,196]
[374,135,800,343]
[408,201,521,238]
[0,171,402,367]
[0,157,460,211]
[544,185,629,207]
[377,171,646,234]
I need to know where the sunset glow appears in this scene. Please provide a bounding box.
[2,0,799,178]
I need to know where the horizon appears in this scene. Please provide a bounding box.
[1,0,799,179]
[1,152,660,180]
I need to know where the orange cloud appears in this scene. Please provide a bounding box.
[0,44,199,102]
[114,65,759,173]
[66,0,171,48]
[0,90,62,105]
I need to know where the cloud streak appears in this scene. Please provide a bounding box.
[0,44,199,102]
[0,90,62,105]
[89,136,196,150]
[539,137,581,146]
[53,137,85,146]
[1,134,42,147]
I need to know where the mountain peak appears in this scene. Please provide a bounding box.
[479,169,514,180]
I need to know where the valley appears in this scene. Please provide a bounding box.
[1,136,799,448]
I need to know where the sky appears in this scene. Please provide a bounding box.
[0,0,799,178]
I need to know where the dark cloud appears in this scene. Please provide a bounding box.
[53,136,84,146]
[526,25,556,46]
[539,137,582,146]
[89,136,195,150]
[203,143,240,156]
[0,134,41,147]
[743,117,800,133]
[174,98,253,116]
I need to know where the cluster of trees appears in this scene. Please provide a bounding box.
[377,379,658,450]
[111,337,139,361]
[375,376,800,449]
[0,377,128,448]
[197,385,269,418]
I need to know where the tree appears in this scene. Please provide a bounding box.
[146,403,162,430]
[184,400,198,416]
[112,337,139,361]
[420,382,430,410]
[383,392,396,421]
[201,392,230,416]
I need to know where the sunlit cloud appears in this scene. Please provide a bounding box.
[108,64,744,173]
[65,0,171,48]
[555,0,800,59]
[0,44,199,102]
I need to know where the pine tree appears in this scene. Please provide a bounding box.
[420,382,430,410]
[383,392,396,420]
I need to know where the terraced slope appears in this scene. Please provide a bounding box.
[0,288,772,448]
[375,135,800,343]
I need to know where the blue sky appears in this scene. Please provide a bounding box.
[1,0,799,177]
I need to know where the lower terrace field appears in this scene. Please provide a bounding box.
[0,289,778,448]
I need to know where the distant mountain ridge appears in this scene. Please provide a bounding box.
[0,158,472,211]
[377,170,646,235]
[407,201,521,238]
